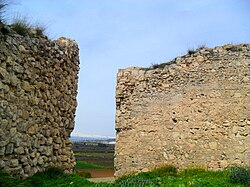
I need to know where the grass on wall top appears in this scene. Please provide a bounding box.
[0,0,8,23]
[0,1,47,37]
[143,44,207,71]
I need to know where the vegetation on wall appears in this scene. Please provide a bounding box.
[0,1,47,37]
[143,44,207,71]
[0,0,8,23]
[11,15,47,37]
[187,44,206,55]
[11,15,32,36]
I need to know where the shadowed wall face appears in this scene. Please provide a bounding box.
[0,26,80,178]
[115,44,250,177]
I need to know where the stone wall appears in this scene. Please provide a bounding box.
[0,25,79,178]
[115,44,250,177]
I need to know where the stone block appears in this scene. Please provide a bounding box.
[5,143,14,154]
[0,146,5,156]
[9,159,19,168]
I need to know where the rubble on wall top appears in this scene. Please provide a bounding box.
[55,37,78,49]
[118,43,250,73]
[0,23,78,50]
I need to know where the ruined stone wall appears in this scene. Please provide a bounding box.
[0,25,79,178]
[115,44,250,177]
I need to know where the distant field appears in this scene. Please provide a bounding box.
[74,151,114,168]
[73,141,114,178]
[75,161,106,170]
[74,152,114,158]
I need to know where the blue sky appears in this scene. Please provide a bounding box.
[11,0,250,137]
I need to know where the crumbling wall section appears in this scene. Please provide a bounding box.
[115,44,250,177]
[0,26,79,178]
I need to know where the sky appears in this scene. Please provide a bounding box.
[9,0,250,137]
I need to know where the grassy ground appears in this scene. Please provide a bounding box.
[0,168,90,187]
[0,166,249,187]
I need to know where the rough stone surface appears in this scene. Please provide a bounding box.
[0,25,79,178]
[115,44,250,177]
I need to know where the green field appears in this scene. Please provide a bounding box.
[73,142,115,178]
[1,166,249,187]
[74,152,114,158]
[72,141,114,169]
[75,161,107,170]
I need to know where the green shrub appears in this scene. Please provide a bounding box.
[229,166,250,185]
[32,22,47,36]
[25,167,64,186]
[143,60,176,71]
[115,175,156,187]
[179,165,206,177]
[151,63,167,69]
[197,44,206,50]
[42,167,64,178]
[11,18,48,37]
[0,0,8,23]
[25,167,91,187]
[34,26,45,36]
[152,165,177,177]
[76,170,92,178]
[151,60,175,69]
[0,170,22,187]
[187,48,196,55]
[187,44,207,55]
[0,2,47,37]
[11,15,31,36]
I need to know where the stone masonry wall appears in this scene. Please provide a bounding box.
[115,44,250,177]
[0,25,79,178]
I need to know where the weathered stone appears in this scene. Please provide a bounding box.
[4,166,23,176]
[21,111,29,120]
[0,159,5,168]
[209,142,218,150]
[0,67,10,83]
[53,144,60,150]
[13,63,24,73]
[6,56,14,66]
[20,156,28,163]
[9,159,19,167]
[32,158,38,166]
[0,25,79,178]
[0,146,6,156]
[14,147,24,154]
[28,124,38,135]
[46,137,53,145]
[5,143,14,154]
[18,45,26,52]
[0,81,4,89]
[115,44,250,177]
[21,81,31,92]
[37,157,44,165]
[24,165,31,174]
[30,152,36,158]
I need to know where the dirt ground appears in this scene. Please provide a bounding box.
[78,169,114,178]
